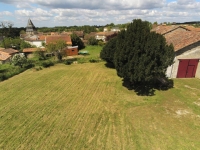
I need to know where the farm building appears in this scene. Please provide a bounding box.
[152,25,200,78]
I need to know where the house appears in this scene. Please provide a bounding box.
[152,25,200,79]
[23,48,46,58]
[103,27,108,32]
[0,48,19,64]
[45,35,72,46]
[23,35,45,47]
[111,27,120,32]
[95,31,118,42]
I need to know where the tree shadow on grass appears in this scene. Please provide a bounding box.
[104,62,115,69]
[122,78,174,96]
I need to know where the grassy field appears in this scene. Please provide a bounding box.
[0,61,200,149]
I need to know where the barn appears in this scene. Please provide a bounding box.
[152,25,200,78]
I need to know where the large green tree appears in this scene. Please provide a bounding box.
[70,33,85,50]
[100,36,117,65]
[0,37,33,52]
[114,19,174,86]
[46,39,67,61]
[0,22,13,48]
[88,37,98,45]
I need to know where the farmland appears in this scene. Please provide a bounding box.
[0,61,200,149]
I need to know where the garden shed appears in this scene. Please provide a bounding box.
[64,46,78,56]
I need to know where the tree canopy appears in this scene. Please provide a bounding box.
[100,36,117,64]
[101,19,175,90]
[46,39,67,61]
[70,33,85,50]
[115,19,174,85]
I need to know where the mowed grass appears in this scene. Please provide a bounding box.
[0,62,200,150]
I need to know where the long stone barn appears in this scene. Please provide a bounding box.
[152,25,200,79]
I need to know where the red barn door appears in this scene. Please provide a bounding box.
[177,59,199,78]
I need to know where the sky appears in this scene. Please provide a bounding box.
[0,0,200,27]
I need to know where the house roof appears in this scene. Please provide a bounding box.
[96,31,117,36]
[151,25,200,52]
[61,31,72,35]
[183,25,200,32]
[0,48,18,55]
[23,48,46,53]
[0,51,11,61]
[45,35,72,45]
[37,35,46,41]
[151,25,184,35]
[164,31,200,51]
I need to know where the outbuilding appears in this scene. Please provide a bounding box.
[152,25,200,78]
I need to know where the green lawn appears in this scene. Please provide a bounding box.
[0,62,200,149]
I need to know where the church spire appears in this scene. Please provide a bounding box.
[26,18,37,35]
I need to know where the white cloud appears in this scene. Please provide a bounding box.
[0,11,12,16]
[1,0,200,27]
[2,0,166,10]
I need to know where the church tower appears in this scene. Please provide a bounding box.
[26,18,37,35]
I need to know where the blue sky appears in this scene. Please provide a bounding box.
[0,0,200,27]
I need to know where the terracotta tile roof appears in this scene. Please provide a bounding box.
[23,48,46,53]
[151,25,200,52]
[45,35,72,45]
[0,51,11,61]
[164,31,200,51]
[183,25,200,32]
[37,35,46,41]
[151,25,182,35]
[96,31,117,36]
[0,48,18,55]
[61,31,72,35]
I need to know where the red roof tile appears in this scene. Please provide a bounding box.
[0,48,18,55]
[151,25,200,51]
[23,48,46,53]
[45,35,72,45]
[0,51,11,61]
[164,31,200,51]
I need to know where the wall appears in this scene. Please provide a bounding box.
[32,41,43,47]
[166,41,200,78]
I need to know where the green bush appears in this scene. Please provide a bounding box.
[64,60,73,65]
[32,66,43,71]
[41,61,54,68]
[89,58,99,63]
[0,65,25,81]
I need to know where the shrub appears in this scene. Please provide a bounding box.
[89,58,99,63]
[0,65,26,81]
[65,60,73,65]
[41,61,54,68]
[32,66,43,71]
